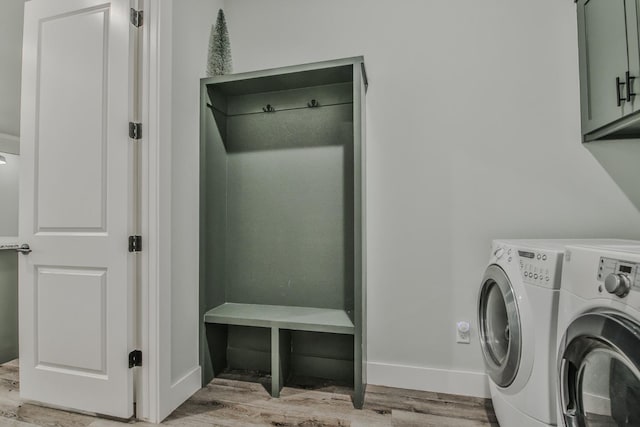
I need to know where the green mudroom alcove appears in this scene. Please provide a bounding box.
[199,57,368,407]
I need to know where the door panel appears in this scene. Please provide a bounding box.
[19,0,134,418]
[627,0,640,112]
[577,0,629,134]
[36,7,108,232]
[36,267,107,373]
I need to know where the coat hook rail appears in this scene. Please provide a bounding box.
[207,100,353,118]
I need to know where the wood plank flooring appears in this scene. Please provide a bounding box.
[0,361,498,426]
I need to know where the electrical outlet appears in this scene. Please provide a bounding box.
[456,321,471,344]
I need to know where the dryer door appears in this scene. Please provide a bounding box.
[478,265,522,387]
[558,312,640,427]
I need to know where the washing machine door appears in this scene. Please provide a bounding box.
[478,265,522,388]
[558,312,640,427]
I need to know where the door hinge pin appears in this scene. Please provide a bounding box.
[129,350,142,368]
[130,9,143,27]
[129,122,142,140]
[128,235,142,252]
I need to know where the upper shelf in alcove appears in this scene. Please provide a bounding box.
[202,56,366,96]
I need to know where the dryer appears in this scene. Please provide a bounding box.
[478,239,636,427]
[556,243,640,427]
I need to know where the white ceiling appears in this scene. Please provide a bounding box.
[0,0,24,137]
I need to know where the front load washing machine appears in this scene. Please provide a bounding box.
[556,243,640,427]
[478,239,636,427]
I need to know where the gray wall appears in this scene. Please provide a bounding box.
[0,251,18,364]
[171,0,225,384]
[222,0,640,396]
[0,154,19,237]
[0,0,23,237]
[0,0,23,138]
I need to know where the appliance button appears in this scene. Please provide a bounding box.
[494,248,504,259]
[534,274,538,279]
[542,254,547,261]
[537,254,541,260]
[524,272,529,277]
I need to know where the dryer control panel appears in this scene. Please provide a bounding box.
[518,249,562,288]
[598,257,640,291]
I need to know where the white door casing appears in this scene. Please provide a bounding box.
[19,0,136,418]
[140,0,202,421]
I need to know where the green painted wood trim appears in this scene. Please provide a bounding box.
[577,0,629,135]
[199,57,368,405]
[352,59,367,409]
[280,330,291,395]
[205,323,228,377]
[199,81,210,385]
[626,0,640,113]
[271,328,280,397]
[583,108,640,141]
[0,252,18,364]
[204,303,355,335]
[270,328,291,398]
[201,56,365,87]
[576,0,590,135]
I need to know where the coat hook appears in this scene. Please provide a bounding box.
[307,99,319,108]
[263,104,275,113]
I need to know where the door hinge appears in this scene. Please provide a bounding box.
[129,350,142,368]
[128,235,142,252]
[130,8,143,27]
[129,122,142,140]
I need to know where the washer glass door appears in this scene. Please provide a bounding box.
[559,312,640,427]
[478,265,522,387]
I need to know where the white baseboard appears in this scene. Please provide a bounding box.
[155,366,202,423]
[367,361,490,398]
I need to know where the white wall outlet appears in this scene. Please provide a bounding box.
[456,321,471,344]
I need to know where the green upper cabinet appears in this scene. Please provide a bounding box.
[577,0,640,141]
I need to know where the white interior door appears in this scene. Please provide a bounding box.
[19,0,135,418]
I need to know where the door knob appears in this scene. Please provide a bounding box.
[15,244,32,254]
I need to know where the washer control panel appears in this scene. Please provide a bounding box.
[598,257,640,293]
[518,249,557,287]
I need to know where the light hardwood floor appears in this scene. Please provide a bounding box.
[0,361,498,426]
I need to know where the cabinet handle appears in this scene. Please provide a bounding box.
[626,71,636,102]
[616,77,626,107]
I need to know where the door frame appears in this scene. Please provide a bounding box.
[136,0,165,421]
[137,0,198,422]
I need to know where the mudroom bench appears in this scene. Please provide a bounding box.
[204,303,354,398]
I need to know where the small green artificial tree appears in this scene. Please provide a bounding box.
[206,9,232,76]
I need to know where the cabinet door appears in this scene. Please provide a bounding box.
[19,0,135,418]
[577,0,630,134]
[626,0,640,112]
